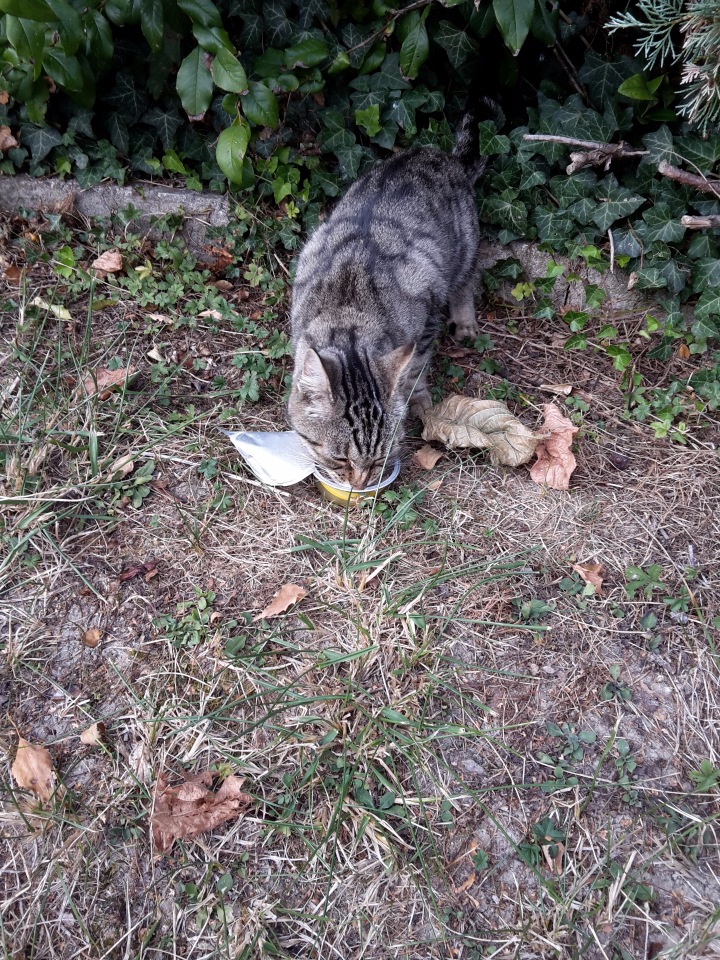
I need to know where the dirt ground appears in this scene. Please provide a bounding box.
[1,222,719,960]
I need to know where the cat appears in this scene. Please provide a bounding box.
[288,113,486,489]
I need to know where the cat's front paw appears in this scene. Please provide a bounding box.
[451,315,480,341]
[409,389,432,419]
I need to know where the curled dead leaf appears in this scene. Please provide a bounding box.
[82,627,102,647]
[254,583,307,621]
[412,444,444,470]
[80,722,106,746]
[106,454,134,480]
[452,872,476,894]
[82,365,137,399]
[92,249,123,277]
[31,296,72,321]
[151,771,252,854]
[539,383,573,396]
[0,124,18,152]
[542,841,565,876]
[3,264,23,286]
[421,396,538,467]
[11,737,55,803]
[529,404,578,491]
[572,561,605,595]
[197,308,223,321]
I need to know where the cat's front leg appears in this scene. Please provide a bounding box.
[449,283,479,341]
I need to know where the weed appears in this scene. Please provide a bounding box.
[601,664,633,703]
[689,760,720,792]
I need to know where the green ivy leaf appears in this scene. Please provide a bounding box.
[138,0,164,51]
[399,16,429,80]
[675,132,720,173]
[493,0,534,55]
[479,193,528,232]
[6,17,45,77]
[176,46,214,118]
[19,122,63,161]
[639,203,685,243]
[143,106,182,149]
[550,171,597,208]
[215,117,250,183]
[692,258,720,293]
[107,113,129,153]
[105,73,148,123]
[211,47,247,93]
[43,48,83,92]
[593,177,645,232]
[633,267,667,290]
[263,0,293,46]
[355,103,381,137]
[284,37,328,69]
[577,53,638,108]
[478,121,510,156]
[177,0,221,28]
[0,0,53,21]
[432,20,478,68]
[241,81,278,127]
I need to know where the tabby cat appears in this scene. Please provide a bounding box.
[288,114,486,489]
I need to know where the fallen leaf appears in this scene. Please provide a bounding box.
[529,403,578,490]
[0,90,9,105]
[572,561,605,595]
[542,840,565,876]
[147,346,165,363]
[427,478,443,491]
[209,279,233,291]
[0,124,18,151]
[118,559,158,584]
[92,249,123,276]
[11,737,55,803]
[3,264,23,286]
[413,445,444,470]
[253,583,307,621]
[145,566,159,582]
[453,872,476,894]
[80,722,106,746]
[106,454,134,480]
[197,308,223,321]
[151,771,251,854]
[678,343,690,359]
[627,271,638,290]
[539,383,573,396]
[421,396,539,467]
[31,296,72,321]
[82,627,102,647]
[146,312,172,324]
[82,365,137,399]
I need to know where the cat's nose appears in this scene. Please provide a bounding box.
[348,469,371,489]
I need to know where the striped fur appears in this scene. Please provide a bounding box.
[288,119,484,488]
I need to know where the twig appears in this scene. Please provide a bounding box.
[342,0,432,55]
[681,214,720,229]
[658,160,720,199]
[551,44,588,103]
[608,229,615,274]
[523,134,648,174]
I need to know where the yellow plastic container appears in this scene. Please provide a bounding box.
[315,459,401,505]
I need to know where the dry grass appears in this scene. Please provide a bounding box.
[1,215,719,960]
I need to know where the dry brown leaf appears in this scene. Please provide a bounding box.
[678,343,690,360]
[529,403,579,490]
[82,627,102,647]
[542,841,565,876]
[539,383,573,396]
[253,583,307,621]
[3,264,23,286]
[92,249,123,276]
[0,90,9,105]
[147,345,165,363]
[82,365,137,399]
[412,444,444,470]
[0,124,18,152]
[106,454,134,480]
[197,308,223,320]
[151,771,251,854]
[80,722,106,746]
[146,312,172,324]
[421,396,538,467]
[452,872,476,894]
[11,737,55,803]
[572,561,605,595]
[427,478,443,492]
[117,559,158,584]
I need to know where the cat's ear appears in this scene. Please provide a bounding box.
[382,343,415,394]
[296,348,338,401]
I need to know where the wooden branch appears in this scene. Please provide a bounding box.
[681,214,720,229]
[658,161,720,197]
[523,134,649,174]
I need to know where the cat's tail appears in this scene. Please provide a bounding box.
[453,97,501,184]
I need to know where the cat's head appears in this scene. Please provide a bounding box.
[288,343,415,488]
